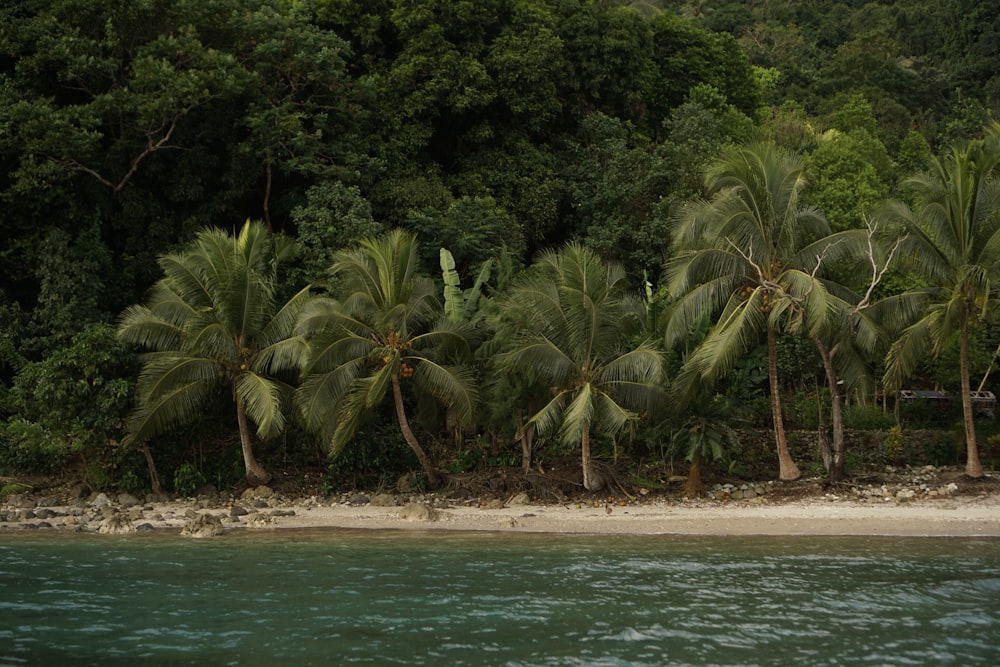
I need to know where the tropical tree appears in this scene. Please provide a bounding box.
[882,131,1000,478]
[117,220,309,487]
[665,142,834,481]
[805,216,914,482]
[295,229,477,488]
[668,394,742,498]
[494,243,665,491]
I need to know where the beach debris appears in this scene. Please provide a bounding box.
[240,485,274,501]
[245,512,275,527]
[508,492,531,506]
[99,512,136,535]
[180,513,224,538]
[370,493,398,507]
[400,502,438,522]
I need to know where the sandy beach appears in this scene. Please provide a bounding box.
[4,473,1000,538]
[260,494,1000,537]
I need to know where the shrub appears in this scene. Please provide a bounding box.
[173,463,206,497]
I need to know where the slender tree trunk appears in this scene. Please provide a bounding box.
[236,396,271,487]
[581,426,603,491]
[814,337,846,482]
[262,157,273,232]
[518,413,533,472]
[140,442,164,497]
[391,374,441,487]
[768,323,801,481]
[684,456,704,498]
[960,319,984,478]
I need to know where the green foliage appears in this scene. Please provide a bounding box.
[494,243,665,489]
[884,425,904,463]
[118,220,309,485]
[561,112,674,277]
[3,0,1000,490]
[410,196,522,272]
[843,404,895,431]
[296,229,477,484]
[895,130,933,179]
[666,141,833,392]
[881,133,1000,476]
[805,127,891,232]
[173,462,207,497]
[1,323,134,474]
[440,248,493,324]
[668,399,740,466]
[289,182,383,289]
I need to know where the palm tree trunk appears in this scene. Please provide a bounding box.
[391,374,442,487]
[580,426,603,491]
[236,396,271,487]
[684,456,704,498]
[768,323,801,481]
[518,413,533,472]
[140,442,164,497]
[959,319,984,478]
[814,337,846,482]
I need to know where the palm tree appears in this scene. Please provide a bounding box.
[882,133,1000,478]
[295,229,477,488]
[118,220,309,487]
[669,395,741,498]
[810,221,906,481]
[665,142,834,481]
[495,243,665,491]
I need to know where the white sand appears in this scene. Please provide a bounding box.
[229,493,1000,537]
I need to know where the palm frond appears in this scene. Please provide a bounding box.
[329,377,375,454]
[124,380,217,445]
[254,336,308,377]
[411,357,478,425]
[689,295,766,382]
[884,314,938,391]
[117,304,184,352]
[599,343,665,386]
[235,372,285,439]
[295,357,367,433]
[527,391,569,438]
[593,391,636,437]
[557,383,594,446]
[185,320,240,365]
[498,338,577,386]
[299,330,374,375]
[661,275,737,348]
[126,356,221,443]
[260,286,313,346]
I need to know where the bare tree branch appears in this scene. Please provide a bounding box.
[855,217,905,313]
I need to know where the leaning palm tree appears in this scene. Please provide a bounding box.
[494,243,665,491]
[665,142,835,481]
[882,132,1000,478]
[295,229,477,488]
[118,220,309,487]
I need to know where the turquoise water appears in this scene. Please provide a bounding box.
[1,531,999,666]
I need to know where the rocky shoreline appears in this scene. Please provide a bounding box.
[2,466,998,538]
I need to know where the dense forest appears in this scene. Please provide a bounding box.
[2,0,1000,498]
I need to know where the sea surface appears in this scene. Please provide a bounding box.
[1,530,999,666]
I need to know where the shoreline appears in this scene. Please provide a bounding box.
[248,496,1000,538]
[3,490,999,538]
